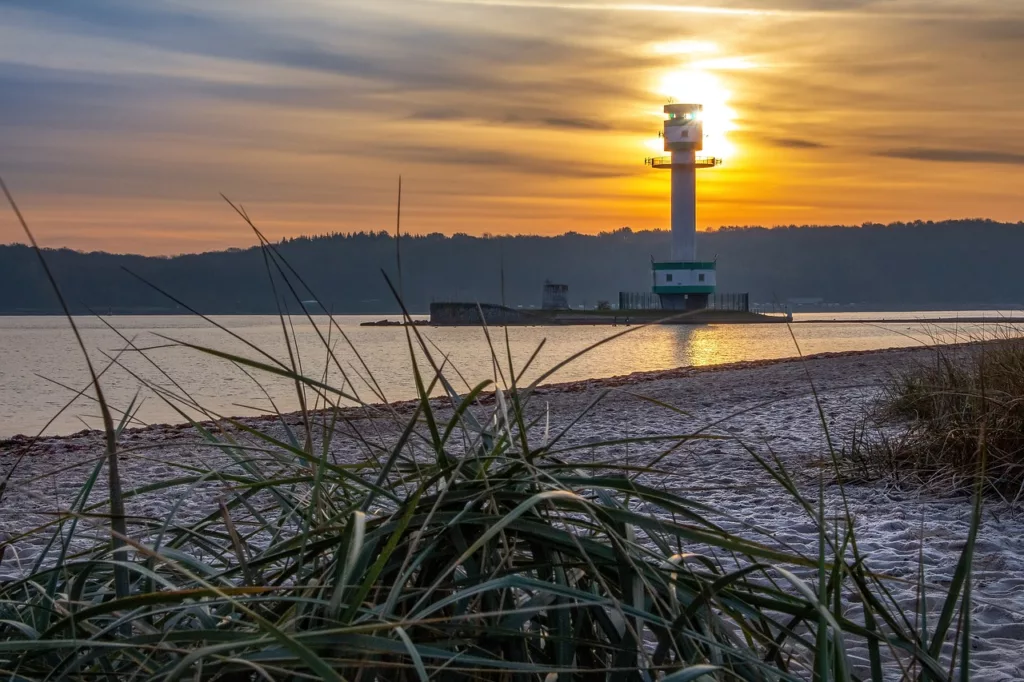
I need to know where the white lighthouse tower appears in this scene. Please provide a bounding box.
[645,103,721,311]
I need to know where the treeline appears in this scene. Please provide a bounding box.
[1,219,1022,314]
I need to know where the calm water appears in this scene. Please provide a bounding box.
[1,312,1022,438]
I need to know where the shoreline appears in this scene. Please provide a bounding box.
[0,338,994,450]
[794,316,1024,324]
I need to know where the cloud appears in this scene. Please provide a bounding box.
[421,0,785,17]
[534,117,615,131]
[766,137,828,149]
[421,0,1012,20]
[878,148,1024,166]
[370,144,632,179]
[407,108,617,132]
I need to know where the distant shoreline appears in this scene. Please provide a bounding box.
[0,311,427,317]
[792,316,1024,324]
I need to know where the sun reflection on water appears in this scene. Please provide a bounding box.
[624,326,727,371]
[686,327,726,367]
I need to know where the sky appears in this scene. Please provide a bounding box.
[1,0,1022,255]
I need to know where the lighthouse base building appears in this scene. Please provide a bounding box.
[652,261,717,311]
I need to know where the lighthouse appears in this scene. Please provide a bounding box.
[645,103,721,311]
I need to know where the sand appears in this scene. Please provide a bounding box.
[2,344,1023,680]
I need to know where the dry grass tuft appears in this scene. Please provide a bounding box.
[864,339,1024,500]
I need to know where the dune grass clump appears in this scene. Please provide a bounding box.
[875,338,1024,499]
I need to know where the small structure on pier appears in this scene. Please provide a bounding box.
[541,281,569,310]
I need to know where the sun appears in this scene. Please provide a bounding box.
[649,51,748,159]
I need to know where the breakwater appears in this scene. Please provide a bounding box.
[425,302,788,326]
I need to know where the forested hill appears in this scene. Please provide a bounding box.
[2,220,1022,314]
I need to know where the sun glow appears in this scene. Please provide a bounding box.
[650,46,751,159]
[649,39,718,55]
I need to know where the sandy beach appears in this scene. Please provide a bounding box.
[2,343,1023,679]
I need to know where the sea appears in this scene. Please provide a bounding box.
[1,312,1022,439]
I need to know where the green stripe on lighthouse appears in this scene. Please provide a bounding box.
[651,262,716,270]
[653,286,716,294]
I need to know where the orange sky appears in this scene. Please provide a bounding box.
[1,0,1022,255]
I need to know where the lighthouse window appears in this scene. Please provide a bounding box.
[666,274,673,282]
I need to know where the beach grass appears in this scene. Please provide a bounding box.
[851,334,1024,502]
[0,188,984,680]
